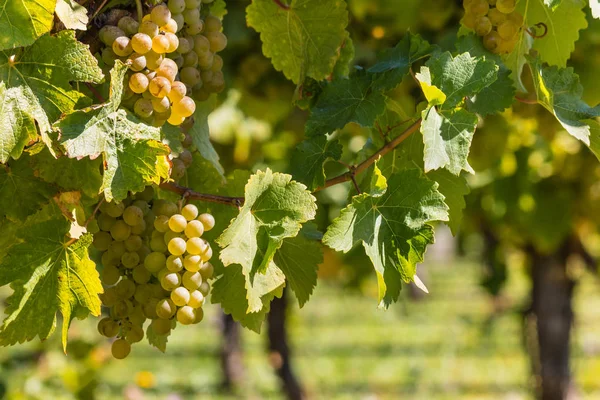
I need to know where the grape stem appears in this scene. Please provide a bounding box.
[273,0,291,10]
[159,182,245,208]
[135,0,144,24]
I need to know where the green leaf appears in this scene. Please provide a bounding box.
[147,323,171,352]
[273,225,322,307]
[246,0,349,84]
[517,0,587,68]
[420,106,477,175]
[55,0,88,31]
[0,31,103,162]
[185,152,226,195]
[290,136,342,190]
[420,52,498,109]
[0,154,57,221]
[528,57,600,146]
[0,0,56,50]
[369,33,435,91]
[211,263,284,332]
[57,61,170,202]
[456,34,515,116]
[217,169,317,282]
[502,29,533,92]
[427,169,469,236]
[544,0,562,8]
[323,169,449,307]
[0,203,102,347]
[190,95,224,176]
[306,74,386,136]
[332,32,355,79]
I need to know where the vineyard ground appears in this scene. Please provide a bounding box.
[2,259,600,400]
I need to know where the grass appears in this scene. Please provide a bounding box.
[2,258,600,400]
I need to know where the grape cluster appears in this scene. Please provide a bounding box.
[462,0,524,54]
[99,0,227,127]
[93,188,215,359]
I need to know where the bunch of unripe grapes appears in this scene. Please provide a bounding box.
[93,187,216,359]
[99,0,227,127]
[462,0,523,54]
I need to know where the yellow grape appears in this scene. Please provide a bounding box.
[169,214,187,232]
[149,76,172,98]
[152,34,171,54]
[168,237,187,256]
[167,113,186,126]
[483,31,502,52]
[151,4,172,27]
[156,298,177,319]
[161,19,178,34]
[183,254,202,272]
[127,53,147,72]
[131,33,153,54]
[111,339,131,359]
[193,307,204,323]
[498,20,518,40]
[167,81,187,103]
[164,33,179,53]
[172,96,196,118]
[204,15,222,32]
[151,96,171,113]
[469,0,489,16]
[507,11,524,26]
[182,271,202,291]
[176,306,196,325]
[198,213,215,231]
[154,215,170,232]
[496,0,516,14]
[139,20,159,38]
[160,271,182,291]
[145,50,164,70]
[205,31,227,53]
[151,318,172,335]
[186,237,207,255]
[182,204,198,221]
[193,35,211,54]
[113,36,133,57]
[157,58,179,82]
[134,98,154,118]
[474,16,492,36]
[187,290,204,308]
[171,286,190,307]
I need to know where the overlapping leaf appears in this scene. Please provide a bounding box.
[247,0,348,84]
[0,31,103,162]
[290,136,342,190]
[57,61,170,202]
[323,169,449,307]
[0,0,56,50]
[55,0,88,31]
[0,203,102,348]
[189,95,224,176]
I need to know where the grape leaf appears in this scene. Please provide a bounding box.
[502,27,533,92]
[273,225,322,307]
[544,0,562,7]
[427,169,469,236]
[0,31,103,162]
[323,169,449,307]
[217,169,317,282]
[211,263,284,332]
[57,61,170,202]
[246,0,349,84]
[147,324,171,352]
[0,0,56,50]
[332,32,355,79]
[0,203,102,347]
[518,0,587,68]
[305,74,387,136]
[55,0,88,31]
[290,136,342,190]
[368,32,436,91]
[0,154,57,221]
[185,152,226,195]
[528,57,600,146]
[591,0,600,18]
[420,106,477,175]
[190,96,224,177]
[421,52,498,110]
[456,34,515,116]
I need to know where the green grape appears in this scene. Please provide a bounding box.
[118,16,139,36]
[157,267,170,283]
[116,278,137,299]
[183,8,200,25]
[168,114,186,126]
[507,11,523,25]
[169,0,186,13]
[110,220,131,241]
[150,235,168,252]
[98,318,120,337]
[151,4,172,26]
[152,96,171,113]
[101,48,117,67]
[197,51,214,69]
[176,306,196,325]
[185,20,203,35]
[204,15,222,32]
[149,76,172,98]
[469,0,489,16]
[177,37,192,54]
[112,338,131,359]
[193,35,211,54]
[498,20,518,40]
[183,254,201,272]
[167,81,187,103]
[182,50,198,68]
[156,298,177,319]
[101,287,119,306]
[112,300,133,319]
[185,0,202,8]
[200,69,213,83]
[163,230,182,245]
[101,201,125,218]
[193,307,204,323]
[150,318,172,335]
[134,98,154,118]
[185,237,206,255]
[144,251,167,273]
[171,158,187,179]
[205,31,227,53]
[129,73,149,94]
[207,71,225,93]
[101,251,118,268]
[182,270,202,291]
[139,20,160,38]
[198,280,210,296]
[143,298,160,319]
[167,255,184,272]
[170,54,185,69]
[192,87,211,102]
[210,54,223,72]
[198,213,215,231]
[153,215,170,232]
[487,8,506,25]
[199,261,214,280]
[123,206,144,226]
[187,290,204,308]
[171,286,190,306]
[134,284,152,303]
[184,220,204,238]
[98,214,117,231]
[101,264,121,285]
[180,67,201,86]
[146,50,164,70]
[125,325,145,343]
[150,282,168,298]
[129,306,146,326]
[157,58,179,82]
[133,200,151,215]
[93,231,112,251]
[131,220,147,236]
[172,96,196,118]
[488,0,497,5]
[137,245,152,262]
[496,0,515,13]
[168,237,187,256]
[172,13,185,32]
[483,31,502,52]
[113,36,133,57]
[179,149,193,168]
[169,214,188,232]
[164,32,179,53]
[125,235,143,252]
[108,240,127,257]
[152,34,171,54]
[161,271,182,291]
[99,26,126,46]
[133,264,152,284]
[474,16,492,36]
[121,251,140,269]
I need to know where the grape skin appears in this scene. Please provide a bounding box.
[112,339,131,359]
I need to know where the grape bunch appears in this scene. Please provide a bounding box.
[99,0,227,127]
[93,188,216,359]
[462,0,524,54]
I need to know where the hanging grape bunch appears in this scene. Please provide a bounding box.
[99,0,227,127]
[94,187,216,360]
[461,0,524,54]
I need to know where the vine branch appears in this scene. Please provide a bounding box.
[160,182,244,208]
